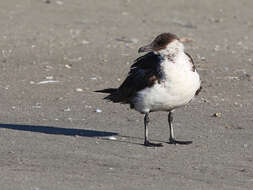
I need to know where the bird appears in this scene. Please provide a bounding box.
[96,33,201,147]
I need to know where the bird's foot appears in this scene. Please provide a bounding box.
[144,140,163,147]
[168,138,192,145]
[168,138,177,145]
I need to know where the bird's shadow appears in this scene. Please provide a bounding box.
[0,123,144,146]
[0,123,118,137]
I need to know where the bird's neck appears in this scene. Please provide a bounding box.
[160,51,183,62]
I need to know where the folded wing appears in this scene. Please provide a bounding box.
[102,52,161,105]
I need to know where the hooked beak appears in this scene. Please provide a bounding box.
[138,43,154,53]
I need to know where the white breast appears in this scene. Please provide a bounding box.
[133,53,201,113]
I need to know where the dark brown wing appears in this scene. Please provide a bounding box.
[130,52,160,70]
[104,52,161,104]
[185,52,196,71]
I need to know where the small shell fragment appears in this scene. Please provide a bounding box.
[96,109,102,113]
[63,107,71,112]
[76,88,83,92]
[89,77,97,80]
[108,136,117,140]
[56,1,63,5]
[37,80,59,84]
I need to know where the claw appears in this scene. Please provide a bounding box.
[144,140,163,147]
[168,138,177,145]
[168,138,192,145]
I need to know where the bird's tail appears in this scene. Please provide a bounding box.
[94,88,117,94]
[95,88,131,105]
[95,88,121,102]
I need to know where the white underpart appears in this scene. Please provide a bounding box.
[134,41,201,113]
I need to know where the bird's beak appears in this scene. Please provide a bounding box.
[138,43,153,53]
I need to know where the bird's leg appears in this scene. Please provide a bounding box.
[144,113,149,144]
[168,111,176,144]
[144,113,163,147]
[168,111,192,145]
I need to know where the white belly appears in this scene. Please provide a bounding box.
[133,69,201,113]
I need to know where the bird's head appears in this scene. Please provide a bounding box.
[138,33,184,58]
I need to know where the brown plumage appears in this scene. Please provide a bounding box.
[96,52,161,107]
[152,33,179,51]
[95,32,202,147]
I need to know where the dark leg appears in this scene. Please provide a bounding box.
[167,111,192,145]
[144,113,149,144]
[144,113,163,147]
[168,111,176,144]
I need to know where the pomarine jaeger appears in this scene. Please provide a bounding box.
[96,33,201,147]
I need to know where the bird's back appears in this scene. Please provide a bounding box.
[98,52,161,107]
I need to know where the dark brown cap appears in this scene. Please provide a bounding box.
[138,33,179,53]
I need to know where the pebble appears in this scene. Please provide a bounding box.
[81,40,90,44]
[213,112,222,118]
[65,64,72,69]
[56,1,63,5]
[201,98,209,103]
[32,105,41,109]
[46,76,54,80]
[200,57,206,61]
[214,45,220,51]
[63,107,71,112]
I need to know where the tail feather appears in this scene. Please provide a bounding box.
[94,88,117,94]
[95,88,132,106]
[95,88,121,102]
